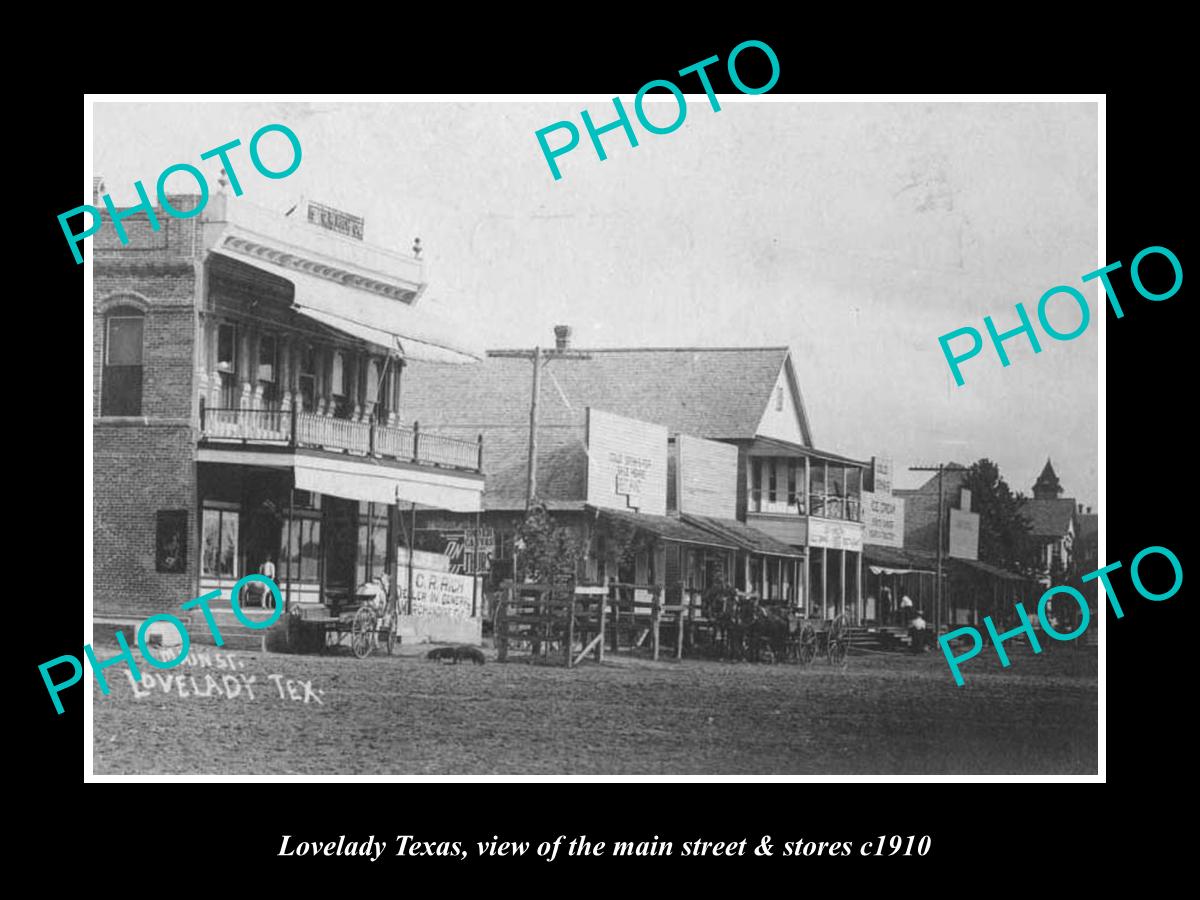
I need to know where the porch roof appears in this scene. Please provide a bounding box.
[680,514,805,558]
[589,506,739,550]
[196,447,484,512]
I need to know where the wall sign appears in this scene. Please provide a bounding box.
[307,201,364,240]
[586,408,667,516]
[808,518,864,552]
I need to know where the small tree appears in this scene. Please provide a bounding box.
[514,503,580,584]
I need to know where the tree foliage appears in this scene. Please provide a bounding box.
[961,458,1032,573]
[514,503,580,584]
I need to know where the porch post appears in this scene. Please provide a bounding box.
[285,484,294,613]
[278,334,293,419]
[821,547,828,619]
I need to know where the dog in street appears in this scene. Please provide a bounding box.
[426,645,486,665]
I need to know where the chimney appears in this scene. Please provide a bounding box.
[1078,503,1083,513]
[1086,506,1092,514]
[554,325,572,351]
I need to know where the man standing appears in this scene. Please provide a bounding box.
[899,593,914,625]
[909,609,928,653]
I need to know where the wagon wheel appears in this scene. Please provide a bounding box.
[798,622,817,666]
[351,607,376,659]
[827,615,849,669]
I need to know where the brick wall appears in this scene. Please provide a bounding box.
[93,197,200,618]
[896,470,967,556]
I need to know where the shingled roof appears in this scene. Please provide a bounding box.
[400,347,796,508]
[1020,498,1077,538]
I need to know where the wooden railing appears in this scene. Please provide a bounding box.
[199,405,483,473]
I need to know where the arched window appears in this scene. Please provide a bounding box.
[102,307,144,416]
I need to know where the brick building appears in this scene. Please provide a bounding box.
[92,187,487,642]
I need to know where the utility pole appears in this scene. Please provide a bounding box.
[908,462,968,636]
[490,333,592,510]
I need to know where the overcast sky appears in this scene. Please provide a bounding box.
[94,99,1098,506]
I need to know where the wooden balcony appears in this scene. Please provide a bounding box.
[199,406,482,473]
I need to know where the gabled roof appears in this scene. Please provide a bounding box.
[401,347,794,440]
[1021,498,1077,538]
[406,419,589,511]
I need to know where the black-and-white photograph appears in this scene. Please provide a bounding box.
[87,98,1098,775]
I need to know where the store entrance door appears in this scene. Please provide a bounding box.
[323,496,358,611]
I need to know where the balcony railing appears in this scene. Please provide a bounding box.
[748,490,862,522]
[199,406,482,473]
[749,490,806,515]
[809,492,862,523]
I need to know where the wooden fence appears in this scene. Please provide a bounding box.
[495,582,700,667]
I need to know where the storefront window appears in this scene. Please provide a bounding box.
[287,518,321,582]
[355,501,390,586]
[202,507,239,577]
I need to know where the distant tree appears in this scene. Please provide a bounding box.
[961,458,1032,573]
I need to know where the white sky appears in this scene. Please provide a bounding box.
[94,99,1098,507]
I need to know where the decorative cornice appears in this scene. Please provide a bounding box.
[218,236,419,304]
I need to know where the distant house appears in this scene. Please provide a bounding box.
[1021,459,1079,583]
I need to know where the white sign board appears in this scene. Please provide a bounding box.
[862,490,904,548]
[398,566,478,619]
[586,408,667,516]
[676,434,738,519]
[948,508,980,561]
[808,518,864,552]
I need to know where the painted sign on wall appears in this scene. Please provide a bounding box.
[398,566,479,619]
[808,518,864,552]
[307,201,364,240]
[948,508,980,560]
[675,434,738,519]
[586,408,667,516]
[862,490,904,548]
[871,456,894,495]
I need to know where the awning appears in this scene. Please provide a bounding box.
[590,506,738,550]
[292,455,483,512]
[947,557,1028,582]
[868,565,932,576]
[680,514,804,558]
[210,246,484,363]
[863,543,936,574]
